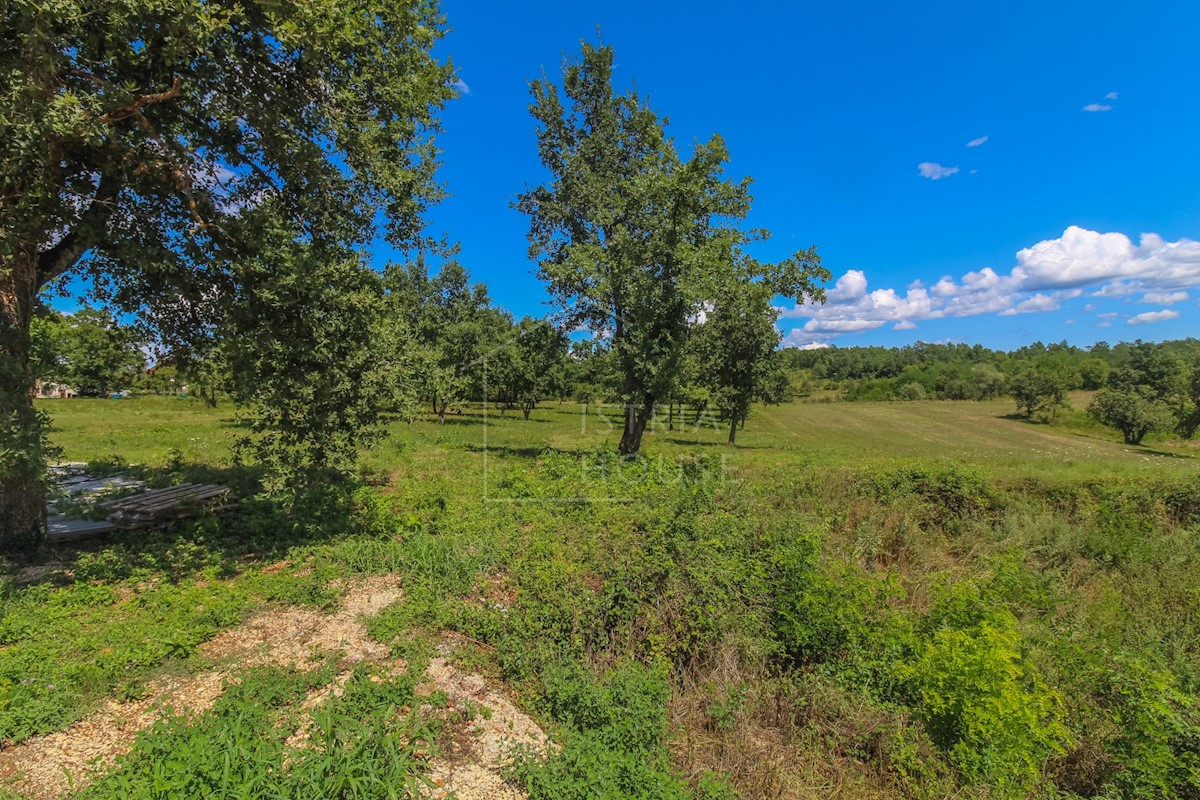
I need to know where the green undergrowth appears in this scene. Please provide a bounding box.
[23,399,1200,798]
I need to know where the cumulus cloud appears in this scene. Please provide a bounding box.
[1105,91,1119,100]
[1082,102,1113,112]
[1140,291,1188,305]
[827,269,868,302]
[1128,309,1180,325]
[966,135,989,147]
[999,293,1061,316]
[918,162,959,180]
[775,226,1200,345]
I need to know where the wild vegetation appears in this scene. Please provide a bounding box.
[0,394,1194,799]
[4,3,1199,799]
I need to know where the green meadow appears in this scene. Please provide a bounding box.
[3,395,1198,799]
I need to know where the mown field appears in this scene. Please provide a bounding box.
[4,395,1199,799]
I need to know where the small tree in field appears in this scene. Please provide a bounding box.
[508,318,567,420]
[693,282,788,445]
[1009,368,1069,421]
[1088,388,1176,445]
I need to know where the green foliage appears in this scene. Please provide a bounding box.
[383,257,501,421]
[692,281,789,443]
[1088,387,1176,445]
[514,662,731,800]
[897,584,1071,795]
[1099,658,1200,798]
[224,231,398,494]
[30,306,145,396]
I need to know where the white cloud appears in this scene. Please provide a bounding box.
[1140,290,1188,305]
[918,162,959,180]
[780,329,833,349]
[966,135,989,147]
[804,318,887,333]
[1128,309,1180,325]
[999,293,1061,316]
[775,226,1200,346]
[827,269,868,302]
[1105,91,1118,100]
[453,78,471,95]
[1082,103,1113,112]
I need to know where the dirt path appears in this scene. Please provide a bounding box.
[422,648,549,800]
[0,576,546,800]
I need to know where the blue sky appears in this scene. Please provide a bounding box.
[410,0,1200,350]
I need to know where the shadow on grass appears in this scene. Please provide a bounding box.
[463,443,578,459]
[17,461,376,589]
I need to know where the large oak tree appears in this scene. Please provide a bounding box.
[1,0,455,549]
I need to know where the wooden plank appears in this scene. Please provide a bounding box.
[100,484,197,510]
[103,483,236,527]
[46,516,115,543]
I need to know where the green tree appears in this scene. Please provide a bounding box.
[517,42,825,454]
[693,283,787,445]
[1,0,455,548]
[1009,367,1069,421]
[223,229,399,495]
[385,259,494,422]
[1088,387,1176,445]
[508,317,567,420]
[1079,357,1111,391]
[55,307,145,396]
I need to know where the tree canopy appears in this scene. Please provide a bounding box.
[1,0,457,548]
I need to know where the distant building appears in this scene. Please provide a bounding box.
[35,381,76,399]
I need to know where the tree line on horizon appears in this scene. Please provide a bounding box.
[788,337,1200,443]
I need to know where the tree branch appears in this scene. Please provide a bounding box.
[35,175,119,289]
[97,77,182,126]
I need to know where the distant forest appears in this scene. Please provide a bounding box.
[783,338,1200,443]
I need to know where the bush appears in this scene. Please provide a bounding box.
[896,584,1071,796]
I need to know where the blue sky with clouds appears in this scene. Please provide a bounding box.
[410,0,1200,350]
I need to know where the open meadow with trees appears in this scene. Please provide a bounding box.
[3,3,1200,800]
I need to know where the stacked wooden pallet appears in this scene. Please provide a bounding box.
[100,483,236,527]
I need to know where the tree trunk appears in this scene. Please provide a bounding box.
[668,402,674,431]
[0,250,48,551]
[617,397,654,455]
[728,414,738,445]
[437,399,448,423]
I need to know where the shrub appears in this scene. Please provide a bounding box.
[897,584,1071,796]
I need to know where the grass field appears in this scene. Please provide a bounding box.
[42,393,1198,480]
[5,394,1198,799]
